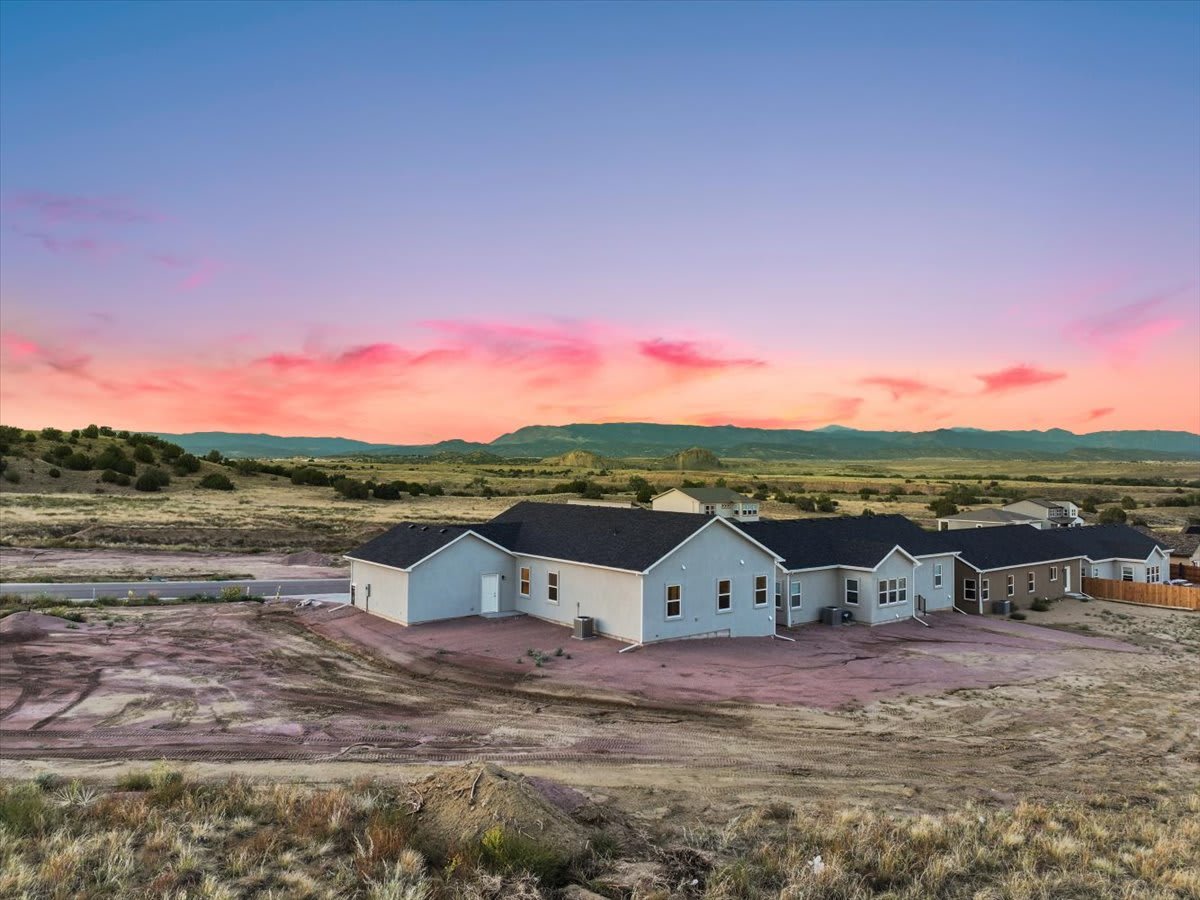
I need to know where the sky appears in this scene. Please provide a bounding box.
[1,0,1197,442]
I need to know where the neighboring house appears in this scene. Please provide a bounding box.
[346,501,781,644]
[1001,498,1084,528]
[933,526,1086,614]
[1130,524,1200,567]
[651,486,760,522]
[936,508,1041,531]
[739,515,959,627]
[1054,525,1173,583]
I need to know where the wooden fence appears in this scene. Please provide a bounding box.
[1170,563,1200,583]
[1082,577,1200,610]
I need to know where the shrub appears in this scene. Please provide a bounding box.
[115,772,154,791]
[205,449,223,463]
[1098,506,1128,525]
[333,477,371,500]
[0,783,49,836]
[1030,597,1052,612]
[101,469,132,486]
[218,585,245,600]
[198,472,235,491]
[48,467,61,478]
[373,482,402,500]
[39,427,63,441]
[134,468,170,492]
[62,452,93,471]
[171,453,201,475]
[132,444,156,464]
[927,497,959,517]
[82,424,100,438]
[794,496,816,512]
[94,446,135,474]
[3,469,21,484]
[815,494,838,513]
[1009,611,1027,620]
[1120,495,1138,509]
[291,466,329,486]
[478,825,571,885]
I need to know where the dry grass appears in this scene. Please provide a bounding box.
[1,771,1197,899]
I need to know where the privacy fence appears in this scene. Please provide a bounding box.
[1169,563,1200,582]
[1082,577,1200,611]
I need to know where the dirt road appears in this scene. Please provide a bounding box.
[2,600,1197,815]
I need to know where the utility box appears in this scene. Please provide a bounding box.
[572,616,596,640]
[992,599,1013,616]
[820,606,842,626]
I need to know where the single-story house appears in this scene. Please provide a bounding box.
[936,507,1040,531]
[1134,524,1200,568]
[1002,498,1084,528]
[932,526,1086,614]
[1050,525,1172,583]
[346,501,781,644]
[651,486,760,522]
[738,515,959,626]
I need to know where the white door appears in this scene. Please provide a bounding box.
[1064,566,1071,592]
[480,574,500,614]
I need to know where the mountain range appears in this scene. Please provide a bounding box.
[156,424,1200,461]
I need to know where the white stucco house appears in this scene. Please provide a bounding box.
[1051,525,1172,583]
[346,501,782,644]
[1002,498,1084,528]
[936,507,1041,531]
[651,486,760,522]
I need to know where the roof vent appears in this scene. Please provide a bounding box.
[421,526,428,531]
[439,528,447,533]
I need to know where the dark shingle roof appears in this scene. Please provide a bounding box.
[347,523,490,569]
[737,515,949,571]
[1132,524,1200,557]
[938,508,1038,524]
[489,501,755,570]
[929,525,1079,571]
[1049,524,1170,561]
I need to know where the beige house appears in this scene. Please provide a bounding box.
[1001,498,1083,528]
[936,507,1040,531]
[651,486,759,522]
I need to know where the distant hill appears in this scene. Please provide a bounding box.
[156,423,1200,461]
[661,447,723,470]
[546,450,608,468]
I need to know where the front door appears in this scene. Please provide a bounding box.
[480,574,500,614]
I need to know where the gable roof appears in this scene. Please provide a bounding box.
[1049,524,1171,562]
[655,486,751,504]
[488,501,769,571]
[737,515,949,571]
[938,508,1039,525]
[931,525,1080,571]
[1132,524,1200,557]
[1008,498,1068,511]
[346,523,496,570]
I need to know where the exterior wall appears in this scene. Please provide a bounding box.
[640,521,777,642]
[1003,500,1077,527]
[953,557,1085,613]
[780,568,839,625]
[406,536,515,623]
[651,490,701,514]
[513,555,643,643]
[941,518,1006,531]
[1086,547,1170,582]
[852,550,918,625]
[350,559,411,624]
[913,553,957,611]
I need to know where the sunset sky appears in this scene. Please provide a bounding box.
[1,1,1197,442]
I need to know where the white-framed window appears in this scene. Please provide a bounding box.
[789,580,803,609]
[933,563,943,589]
[775,579,783,610]
[1121,565,1134,582]
[547,571,559,604]
[1027,572,1035,593]
[1147,566,1160,584]
[1007,574,1015,597]
[878,578,907,606]
[666,584,682,619]
[1092,567,1099,578]
[753,575,768,607]
[717,578,732,613]
[981,579,990,602]
[964,579,977,602]
[703,504,716,515]
[519,566,530,597]
[845,578,859,605]
[899,577,907,604]
[1049,566,1058,582]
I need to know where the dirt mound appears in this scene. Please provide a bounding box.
[547,450,607,468]
[410,763,592,862]
[282,549,334,567]
[0,611,78,643]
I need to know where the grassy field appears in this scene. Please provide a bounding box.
[2,423,1198,557]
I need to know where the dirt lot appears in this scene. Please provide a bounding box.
[0,546,347,582]
[2,598,1197,819]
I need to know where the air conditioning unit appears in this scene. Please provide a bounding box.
[820,606,841,626]
[572,616,596,640]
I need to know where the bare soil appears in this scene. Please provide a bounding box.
[2,597,1197,821]
[0,546,347,582]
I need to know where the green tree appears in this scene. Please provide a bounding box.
[928,497,959,517]
[815,495,839,513]
[1119,496,1138,510]
[1098,506,1128,524]
[198,472,235,491]
[82,424,100,438]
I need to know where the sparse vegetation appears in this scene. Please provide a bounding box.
[198,472,235,491]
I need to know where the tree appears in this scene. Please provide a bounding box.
[82,424,100,438]
[928,497,959,517]
[373,482,402,500]
[1080,495,1099,514]
[332,477,370,499]
[198,472,235,491]
[132,444,156,464]
[95,446,135,475]
[205,449,224,463]
[101,469,132,486]
[62,452,93,471]
[795,496,816,512]
[135,468,171,492]
[171,453,201,475]
[1119,496,1138,510]
[815,495,839,513]
[1098,506,1127,524]
[291,466,329,486]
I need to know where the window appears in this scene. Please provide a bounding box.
[519,566,530,597]
[1092,567,1099,578]
[547,571,559,604]
[878,577,907,606]
[964,579,977,602]
[775,579,783,609]
[899,577,907,603]
[1007,574,1015,597]
[666,584,682,619]
[717,578,732,612]
[1027,572,1035,593]
[754,575,768,607]
[845,578,859,605]
[703,504,716,515]
[1049,566,1058,582]
[789,580,803,609]
[933,563,943,589]
[981,579,990,602]
[1121,565,1134,582]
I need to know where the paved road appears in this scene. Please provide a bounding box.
[0,578,350,601]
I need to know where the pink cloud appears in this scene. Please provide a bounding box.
[12,226,120,258]
[148,252,223,291]
[976,364,1066,394]
[1085,406,1115,422]
[639,339,764,371]
[859,375,949,401]
[0,331,95,380]
[5,191,162,225]
[1067,293,1186,362]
